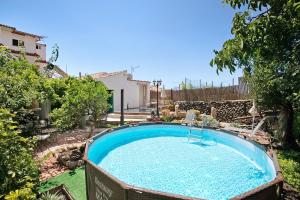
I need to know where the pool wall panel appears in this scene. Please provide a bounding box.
[85,160,127,200]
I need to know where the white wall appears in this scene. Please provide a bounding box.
[96,73,139,111]
[138,83,150,107]
[94,73,150,111]
[0,26,46,68]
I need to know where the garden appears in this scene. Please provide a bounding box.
[0,45,111,199]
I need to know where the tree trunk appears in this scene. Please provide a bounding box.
[280,105,298,149]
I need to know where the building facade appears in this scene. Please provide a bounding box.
[90,70,150,112]
[0,24,47,69]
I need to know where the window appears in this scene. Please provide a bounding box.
[36,44,40,49]
[12,39,18,46]
[12,39,24,47]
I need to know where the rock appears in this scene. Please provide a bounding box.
[175,104,180,116]
[70,150,82,161]
[77,160,84,166]
[66,137,76,142]
[57,154,70,166]
[66,161,78,170]
[55,145,84,171]
[75,135,84,141]
[67,145,77,150]
[57,149,63,153]
[211,107,217,119]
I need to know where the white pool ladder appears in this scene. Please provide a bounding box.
[185,110,196,142]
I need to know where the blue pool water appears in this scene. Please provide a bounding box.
[88,125,276,200]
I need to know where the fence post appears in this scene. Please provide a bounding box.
[184,77,187,101]
[120,89,124,125]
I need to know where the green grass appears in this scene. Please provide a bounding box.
[277,149,300,192]
[39,167,86,200]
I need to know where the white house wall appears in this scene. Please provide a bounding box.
[96,73,142,111]
[138,83,150,107]
[0,26,47,69]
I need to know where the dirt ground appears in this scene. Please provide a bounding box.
[35,127,105,180]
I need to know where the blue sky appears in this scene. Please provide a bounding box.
[0,0,242,88]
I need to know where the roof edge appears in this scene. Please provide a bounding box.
[0,24,45,40]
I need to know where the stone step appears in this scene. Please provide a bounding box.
[108,113,150,119]
[106,117,147,122]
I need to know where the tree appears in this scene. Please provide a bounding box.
[51,76,109,131]
[43,77,68,110]
[0,47,46,136]
[210,0,300,147]
[0,47,44,111]
[0,108,39,199]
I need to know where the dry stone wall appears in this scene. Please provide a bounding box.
[176,100,253,122]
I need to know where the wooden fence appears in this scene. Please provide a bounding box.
[151,84,249,103]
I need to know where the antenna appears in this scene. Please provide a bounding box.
[130,65,140,75]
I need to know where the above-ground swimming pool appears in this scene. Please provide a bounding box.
[85,124,282,200]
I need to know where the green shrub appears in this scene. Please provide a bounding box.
[167,104,175,111]
[161,115,174,122]
[4,182,36,200]
[201,115,219,128]
[230,122,241,128]
[277,149,300,192]
[0,47,44,111]
[0,109,39,198]
[0,47,45,136]
[161,109,171,117]
[51,76,109,131]
[43,78,68,110]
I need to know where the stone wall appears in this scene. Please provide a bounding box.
[175,100,253,122]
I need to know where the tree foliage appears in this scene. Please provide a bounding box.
[211,0,300,146]
[0,47,44,111]
[43,78,68,110]
[51,76,109,130]
[0,42,109,199]
[0,108,39,199]
[0,47,47,136]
